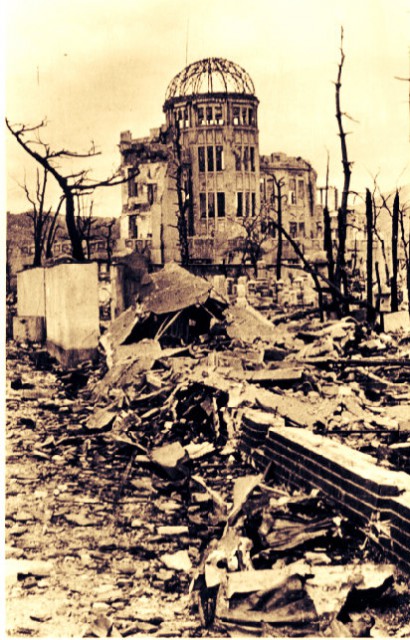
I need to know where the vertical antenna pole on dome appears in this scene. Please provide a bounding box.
[185,16,189,67]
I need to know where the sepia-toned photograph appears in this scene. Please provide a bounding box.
[4,0,410,637]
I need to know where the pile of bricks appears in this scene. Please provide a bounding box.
[240,410,410,572]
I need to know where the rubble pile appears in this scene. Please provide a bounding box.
[6,264,410,637]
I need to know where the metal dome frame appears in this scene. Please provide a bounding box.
[165,57,255,101]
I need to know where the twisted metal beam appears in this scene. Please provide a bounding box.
[165,57,255,100]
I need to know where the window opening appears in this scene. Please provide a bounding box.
[216,146,224,171]
[207,146,214,172]
[215,105,224,125]
[298,179,305,202]
[237,192,243,217]
[200,193,206,218]
[245,192,250,216]
[208,192,215,218]
[127,169,137,197]
[243,147,249,171]
[217,192,225,217]
[129,215,138,239]
[198,146,205,172]
[250,147,255,172]
[235,148,241,171]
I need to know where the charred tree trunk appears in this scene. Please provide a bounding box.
[334,28,352,313]
[172,122,190,267]
[65,190,84,261]
[366,188,374,322]
[33,226,44,267]
[276,182,283,281]
[407,261,410,315]
[375,261,382,314]
[391,190,399,312]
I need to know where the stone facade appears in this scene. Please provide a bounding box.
[119,57,323,266]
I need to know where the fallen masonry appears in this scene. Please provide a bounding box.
[6,264,410,637]
[241,413,410,572]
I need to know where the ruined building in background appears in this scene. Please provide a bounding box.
[119,57,323,266]
[260,153,324,262]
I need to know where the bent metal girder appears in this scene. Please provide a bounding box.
[165,57,255,101]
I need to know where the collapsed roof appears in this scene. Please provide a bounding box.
[165,57,256,101]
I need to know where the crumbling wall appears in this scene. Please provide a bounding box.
[45,263,100,367]
[241,415,410,573]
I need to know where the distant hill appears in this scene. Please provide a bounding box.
[7,211,120,249]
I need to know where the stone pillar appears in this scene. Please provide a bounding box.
[45,263,100,367]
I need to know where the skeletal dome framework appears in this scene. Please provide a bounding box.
[165,57,256,101]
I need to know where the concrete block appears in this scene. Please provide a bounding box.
[45,263,100,367]
[213,275,227,298]
[236,283,247,297]
[17,268,46,317]
[13,316,46,343]
[383,310,410,333]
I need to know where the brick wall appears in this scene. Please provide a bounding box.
[240,413,410,573]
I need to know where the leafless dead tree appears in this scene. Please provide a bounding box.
[165,122,192,267]
[334,27,354,311]
[20,167,63,266]
[261,174,286,280]
[6,118,137,261]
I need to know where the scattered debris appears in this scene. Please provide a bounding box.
[6,265,410,636]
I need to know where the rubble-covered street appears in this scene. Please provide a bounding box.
[6,265,410,638]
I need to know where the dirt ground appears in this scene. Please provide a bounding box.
[5,341,410,638]
[5,343,207,638]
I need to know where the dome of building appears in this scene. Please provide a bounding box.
[165,57,255,102]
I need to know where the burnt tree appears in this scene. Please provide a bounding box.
[231,210,274,276]
[6,119,136,261]
[334,27,353,313]
[20,167,63,266]
[398,196,410,313]
[166,121,192,267]
[391,190,400,312]
[261,174,286,280]
[365,188,374,322]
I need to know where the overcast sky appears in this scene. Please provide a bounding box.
[5,0,410,217]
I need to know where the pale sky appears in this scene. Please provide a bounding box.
[5,0,410,217]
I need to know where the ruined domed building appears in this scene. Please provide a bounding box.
[119,57,323,266]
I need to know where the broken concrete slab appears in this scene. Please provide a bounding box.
[150,442,189,478]
[382,310,410,333]
[244,368,303,387]
[225,567,295,599]
[6,559,53,581]
[140,263,215,315]
[219,572,318,627]
[160,550,192,572]
[225,305,279,345]
[86,406,117,431]
[305,563,395,619]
